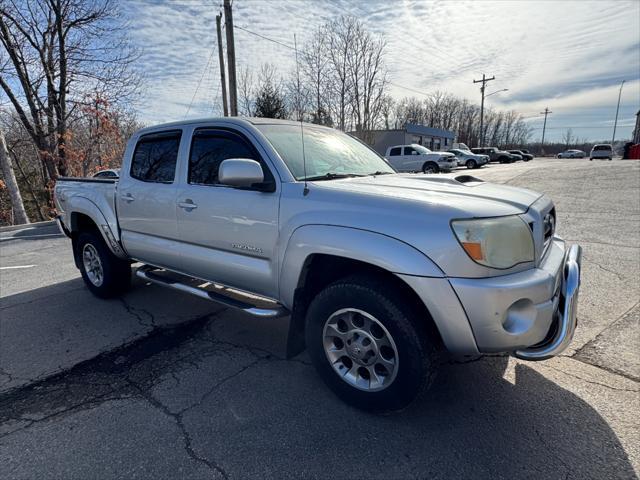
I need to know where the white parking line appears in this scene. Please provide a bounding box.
[0,265,36,270]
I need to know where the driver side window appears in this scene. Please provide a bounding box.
[188,130,273,186]
[404,146,417,156]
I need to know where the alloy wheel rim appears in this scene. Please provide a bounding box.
[322,308,399,392]
[82,243,104,287]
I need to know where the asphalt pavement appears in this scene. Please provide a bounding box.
[0,158,638,479]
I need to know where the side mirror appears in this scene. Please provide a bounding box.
[219,159,264,188]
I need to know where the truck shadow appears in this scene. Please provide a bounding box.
[392,357,638,479]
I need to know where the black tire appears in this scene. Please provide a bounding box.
[77,231,131,298]
[305,275,440,413]
[465,159,476,169]
[590,158,593,161]
[499,156,509,163]
[422,162,439,174]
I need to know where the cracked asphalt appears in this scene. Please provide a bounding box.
[1,158,639,479]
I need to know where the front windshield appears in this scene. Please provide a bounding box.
[413,145,431,154]
[257,124,395,180]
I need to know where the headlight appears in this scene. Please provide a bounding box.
[451,216,534,269]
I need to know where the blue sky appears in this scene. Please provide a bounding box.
[123,0,640,142]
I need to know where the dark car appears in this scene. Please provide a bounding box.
[471,147,515,163]
[509,150,533,161]
[93,169,120,179]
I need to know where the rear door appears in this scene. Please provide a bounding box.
[175,127,280,298]
[386,146,402,170]
[117,129,183,270]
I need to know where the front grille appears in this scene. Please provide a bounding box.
[543,208,556,250]
[523,196,555,265]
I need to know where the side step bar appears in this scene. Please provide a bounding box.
[135,265,289,319]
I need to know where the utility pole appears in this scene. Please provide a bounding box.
[611,79,626,148]
[223,0,237,116]
[216,13,229,117]
[540,107,552,154]
[473,74,495,146]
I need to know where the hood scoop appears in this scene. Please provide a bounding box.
[406,174,485,187]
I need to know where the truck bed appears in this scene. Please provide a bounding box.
[54,177,119,243]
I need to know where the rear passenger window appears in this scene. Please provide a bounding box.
[189,130,272,186]
[389,147,401,156]
[131,131,181,183]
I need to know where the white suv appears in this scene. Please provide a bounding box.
[384,144,457,173]
[590,144,613,161]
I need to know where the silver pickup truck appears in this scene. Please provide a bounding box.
[55,117,582,412]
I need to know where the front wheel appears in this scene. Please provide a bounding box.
[77,231,131,298]
[465,159,477,169]
[305,275,440,413]
[422,162,439,174]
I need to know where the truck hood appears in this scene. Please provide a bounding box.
[313,173,542,216]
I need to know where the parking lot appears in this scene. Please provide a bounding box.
[1,158,638,479]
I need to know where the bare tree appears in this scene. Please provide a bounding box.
[562,128,574,148]
[301,25,329,124]
[236,65,255,116]
[0,0,139,182]
[0,126,29,224]
[347,21,388,133]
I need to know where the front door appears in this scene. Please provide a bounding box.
[117,129,183,271]
[175,128,280,298]
[402,146,421,170]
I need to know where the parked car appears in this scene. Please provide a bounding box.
[452,142,471,151]
[471,147,516,163]
[449,148,489,169]
[557,150,586,159]
[590,144,613,160]
[509,150,534,161]
[55,117,582,413]
[93,169,120,179]
[385,144,457,173]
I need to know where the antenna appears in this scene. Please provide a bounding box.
[294,34,309,196]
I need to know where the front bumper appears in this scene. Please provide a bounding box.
[448,238,581,357]
[399,238,582,358]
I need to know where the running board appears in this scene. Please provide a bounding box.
[135,265,289,318]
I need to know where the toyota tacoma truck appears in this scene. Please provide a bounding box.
[55,118,582,412]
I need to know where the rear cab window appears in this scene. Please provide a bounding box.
[130,130,182,183]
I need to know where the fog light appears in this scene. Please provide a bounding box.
[503,299,536,334]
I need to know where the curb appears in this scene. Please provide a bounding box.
[0,219,55,233]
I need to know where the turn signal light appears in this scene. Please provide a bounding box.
[461,242,484,260]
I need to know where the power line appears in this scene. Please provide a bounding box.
[235,24,295,50]
[184,50,215,118]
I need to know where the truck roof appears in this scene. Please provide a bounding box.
[134,117,323,136]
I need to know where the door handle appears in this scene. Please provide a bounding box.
[177,199,198,211]
[121,193,135,203]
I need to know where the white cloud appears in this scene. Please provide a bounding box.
[122,0,640,141]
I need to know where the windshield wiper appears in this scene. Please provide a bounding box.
[367,171,393,176]
[302,172,365,181]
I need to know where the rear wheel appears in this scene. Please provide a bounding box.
[465,159,477,169]
[422,162,439,174]
[77,231,131,298]
[305,275,440,413]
